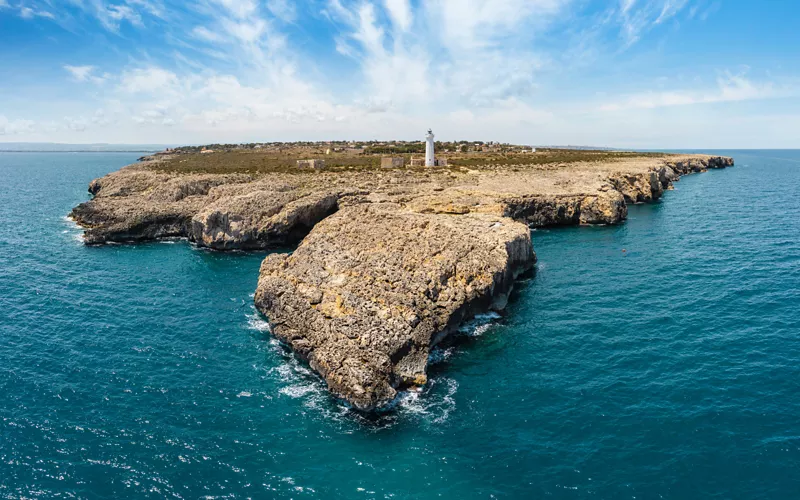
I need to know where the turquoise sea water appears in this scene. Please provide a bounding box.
[1,151,799,498]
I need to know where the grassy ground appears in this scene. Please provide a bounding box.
[451,149,665,167]
[147,149,668,175]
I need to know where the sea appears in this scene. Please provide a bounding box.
[1,150,798,499]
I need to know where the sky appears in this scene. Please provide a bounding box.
[0,0,798,148]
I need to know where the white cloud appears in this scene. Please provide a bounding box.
[119,67,180,93]
[0,116,36,135]
[327,0,560,110]
[267,0,296,23]
[599,74,791,111]
[91,109,113,126]
[384,0,412,31]
[71,0,148,31]
[654,0,690,24]
[64,65,95,81]
[64,65,108,84]
[8,0,795,148]
[19,6,55,19]
[7,2,55,19]
[192,25,225,43]
[105,4,142,27]
[621,0,637,14]
[125,0,165,19]
[618,0,692,46]
[65,117,89,132]
[210,0,258,19]
[429,0,566,52]
[222,17,267,44]
[133,107,175,125]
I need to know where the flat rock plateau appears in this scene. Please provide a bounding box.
[71,149,733,410]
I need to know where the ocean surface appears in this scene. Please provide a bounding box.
[1,150,799,499]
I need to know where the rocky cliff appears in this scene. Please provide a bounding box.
[70,153,733,410]
[255,204,534,410]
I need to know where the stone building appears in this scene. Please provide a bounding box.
[381,157,405,169]
[410,157,446,167]
[297,159,326,169]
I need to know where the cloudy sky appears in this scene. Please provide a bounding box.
[0,0,798,147]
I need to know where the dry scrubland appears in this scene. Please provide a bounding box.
[71,146,733,411]
[149,149,666,175]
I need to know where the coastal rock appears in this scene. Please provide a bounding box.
[578,191,628,224]
[72,154,734,246]
[190,189,339,250]
[254,204,535,410]
[708,156,735,169]
[71,198,199,244]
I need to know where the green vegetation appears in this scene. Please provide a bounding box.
[146,146,668,175]
[151,152,380,175]
[449,149,665,168]
[366,144,425,154]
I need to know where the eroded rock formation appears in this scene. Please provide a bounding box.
[254,204,534,410]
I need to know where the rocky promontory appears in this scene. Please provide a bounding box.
[70,150,733,410]
[255,204,534,409]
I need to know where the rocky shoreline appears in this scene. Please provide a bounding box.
[71,153,733,410]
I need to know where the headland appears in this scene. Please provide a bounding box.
[70,142,733,410]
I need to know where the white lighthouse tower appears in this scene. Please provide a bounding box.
[425,128,435,167]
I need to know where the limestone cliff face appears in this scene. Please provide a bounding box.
[189,189,339,250]
[71,166,340,250]
[70,153,734,410]
[72,155,735,245]
[253,204,534,410]
[500,191,628,226]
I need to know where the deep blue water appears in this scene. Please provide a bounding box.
[1,151,799,499]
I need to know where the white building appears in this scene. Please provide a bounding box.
[425,128,435,167]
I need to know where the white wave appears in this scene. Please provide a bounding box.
[459,311,501,337]
[236,391,252,398]
[391,377,458,424]
[428,346,455,365]
[279,384,319,399]
[252,304,462,425]
[245,312,271,333]
[61,215,85,243]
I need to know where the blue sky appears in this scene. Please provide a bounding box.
[0,0,798,147]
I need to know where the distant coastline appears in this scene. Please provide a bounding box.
[0,142,171,153]
[0,150,162,153]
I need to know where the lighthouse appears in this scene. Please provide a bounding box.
[425,128,435,167]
